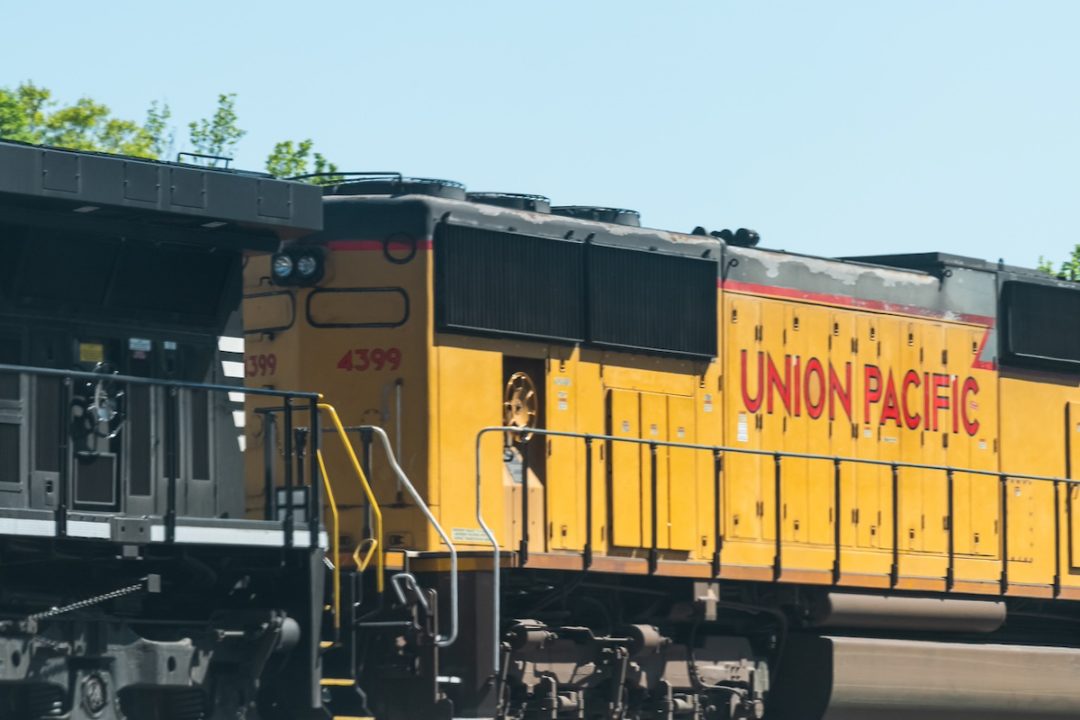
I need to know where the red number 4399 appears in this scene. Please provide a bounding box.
[337,347,402,372]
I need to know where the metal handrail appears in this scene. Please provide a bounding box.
[358,425,458,648]
[0,363,322,547]
[318,404,385,595]
[315,449,341,635]
[0,363,319,400]
[474,424,1080,673]
[353,537,378,571]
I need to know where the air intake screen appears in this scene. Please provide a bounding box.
[588,245,717,358]
[1003,281,1080,367]
[435,225,584,342]
[435,223,719,358]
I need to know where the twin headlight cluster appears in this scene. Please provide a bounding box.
[270,247,326,286]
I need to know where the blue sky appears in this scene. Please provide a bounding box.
[2,1,1078,268]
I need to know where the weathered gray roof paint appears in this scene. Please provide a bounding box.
[305,189,1078,372]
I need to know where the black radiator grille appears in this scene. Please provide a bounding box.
[588,244,717,358]
[436,224,584,342]
[435,223,718,358]
[1003,281,1080,367]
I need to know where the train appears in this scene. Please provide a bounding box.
[2,145,1080,720]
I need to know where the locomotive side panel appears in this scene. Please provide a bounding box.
[244,197,437,550]
[723,248,1005,590]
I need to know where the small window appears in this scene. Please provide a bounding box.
[0,423,19,484]
[0,334,19,401]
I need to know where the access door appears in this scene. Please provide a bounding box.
[607,389,697,551]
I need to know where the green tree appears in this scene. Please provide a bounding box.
[1038,245,1080,281]
[0,81,168,159]
[265,138,340,180]
[0,82,338,180]
[187,93,245,165]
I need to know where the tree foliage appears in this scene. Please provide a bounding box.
[1038,245,1080,282]
[0,82,335,180]
[265,139,340,180]
[187,93,245,164]
[0,81,171,159]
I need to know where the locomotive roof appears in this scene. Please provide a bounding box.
[0,140,322,249]
[316,188,1050,278]
[318,190,721,261]
[314,188,1078,329]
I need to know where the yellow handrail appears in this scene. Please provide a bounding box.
[315,448,341,630]
[352,537,378,572]
[318,403,385,595]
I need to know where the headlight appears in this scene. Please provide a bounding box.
[296,254,319,278]
[271,254,294,280]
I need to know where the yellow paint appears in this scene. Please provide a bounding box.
[244,236,1080,602]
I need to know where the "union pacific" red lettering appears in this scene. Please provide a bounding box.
[738,350,981,436]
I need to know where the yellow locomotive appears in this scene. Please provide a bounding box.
[244,175,1080,720]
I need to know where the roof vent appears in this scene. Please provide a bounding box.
[695,226,760,247]
[314,172,467,200]
[718,228,760,248]
[551,206,641,227]
[467,192,551,213]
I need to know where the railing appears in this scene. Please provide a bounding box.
[319,406,385,597]
[253,412,457,645]
[255,404,388,642]
[0,363,322,547]
[474,425,1080,672]
[348,425,458,647]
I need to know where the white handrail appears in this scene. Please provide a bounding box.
[361,425,458,647]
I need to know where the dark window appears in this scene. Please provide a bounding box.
[110,243,234,321]
[588,244,717,358]
[34,378,60,472]
[436,224,584,342]
[1002,281,1080,368]
[128,385,152,495]
[74,454,116,506]
[0,423,19,484]
[15,233,119,309]
[0,334,20,400]
[190,390,210,480]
